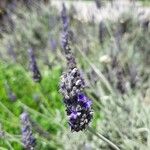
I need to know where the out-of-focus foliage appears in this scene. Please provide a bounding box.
[0,0,150,149]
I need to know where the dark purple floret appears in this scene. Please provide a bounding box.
[83,100,92,109]
[63,92,93,132]
[70,111,78,119]
[64,93,93,132]
[78,93,84,100]
[20,112,36,150]
[28,48,42,83]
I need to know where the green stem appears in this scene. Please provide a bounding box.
[0,147,8,150]
[77,48,114,94]
[0,101,18,121]
[88,127,120,150]
[5,141,14,150]
[17,101,64,129]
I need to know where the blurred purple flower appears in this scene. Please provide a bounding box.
[6,42,16,61]
[8,91,17,102]
[95,0,102,9]
[61,3,69,32]
[4,82,17,102]
[99,20,107,45]
[20,112,36,150]
[7,0,17,12]
[50,39,57,51]
[129,64,139,89]
[116,69,126,94]
[28,48,42,83]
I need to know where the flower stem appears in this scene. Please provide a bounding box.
[88,127,120,150]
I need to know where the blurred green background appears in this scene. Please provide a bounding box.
[0,0,150,149]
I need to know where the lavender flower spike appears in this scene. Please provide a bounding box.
[61,3,69,32]
[28,48,42,82]
[61,3,76,69]
[60,3,93,132]
[60,67,93,132]
[20,112,36,150]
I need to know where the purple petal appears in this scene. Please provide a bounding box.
[70,111,78,119]
[84,100,92,109]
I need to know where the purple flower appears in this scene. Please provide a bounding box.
[8,91,17,102]
[20,112,36,150]
[61,3,69,32]
[99,20,107,45]
[60,3,93,132]
[61,90,93,132]
[70,111,78,119]
[6,42,16,61]
[7,0,17,12]
[116,69,126,94]
[67,93,93,132]
[78,93,84,100]
[60,3,71,54]
[50,39,57,51]
[4,82,17,102]
[95,0,102,9]
[77,93,92,109]
[83,100,92,109]
[28,48,42,83]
